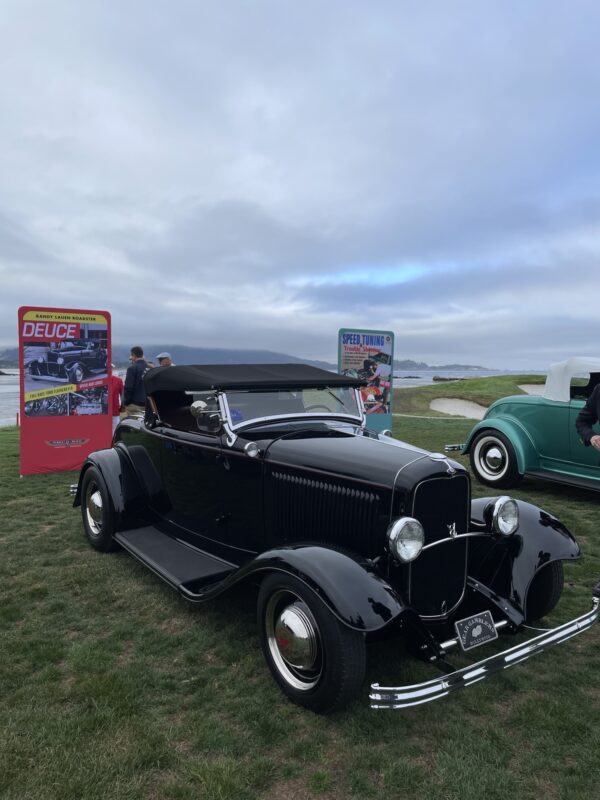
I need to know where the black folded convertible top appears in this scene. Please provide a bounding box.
[144,363,364,394]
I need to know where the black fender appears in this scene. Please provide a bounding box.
[233,545,407,633]
[468,497,580,614]
[73,445,153,531]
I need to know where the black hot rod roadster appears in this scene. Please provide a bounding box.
[72,363,598,712]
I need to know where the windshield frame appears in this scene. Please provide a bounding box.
[220,387,365,431]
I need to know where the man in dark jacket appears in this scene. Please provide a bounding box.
[122,346,149,416]
[575,384,600,451]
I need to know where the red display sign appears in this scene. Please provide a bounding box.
[18,306,112,475]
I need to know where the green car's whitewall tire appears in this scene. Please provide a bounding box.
[470,430,523,488]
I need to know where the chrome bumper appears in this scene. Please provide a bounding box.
[370,596,599,709]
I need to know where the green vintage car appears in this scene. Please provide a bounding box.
[449,358,600,491]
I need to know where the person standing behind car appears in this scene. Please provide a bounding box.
[156,351,174,367]
[122,346,149,417]
[109,366,124,432]
[575,383,600,451]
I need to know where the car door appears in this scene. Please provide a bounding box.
[158,425,262,561]
[159,427,225,546]
[569,399,600,474]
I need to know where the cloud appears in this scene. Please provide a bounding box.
[2,1,600,368]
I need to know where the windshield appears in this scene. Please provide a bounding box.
[223,387,362,427]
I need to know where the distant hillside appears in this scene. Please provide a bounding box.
[0,343,489,371]
[0,344,336,371]
[394,358,488,371]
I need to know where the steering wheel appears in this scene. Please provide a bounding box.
[304,404,333,412]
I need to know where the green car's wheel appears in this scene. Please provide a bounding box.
[257,573,366,714]
[525,561,564,621]
[470,430,522,488]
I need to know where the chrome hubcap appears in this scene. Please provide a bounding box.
[266,591,322,691]
[484,446,503,470]
[85,482,103,536]
[474,436,508,480]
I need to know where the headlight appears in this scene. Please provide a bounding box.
[492,496,519,536]
[387,517,425,563]
[56,357,64,365]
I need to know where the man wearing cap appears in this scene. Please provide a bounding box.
[156,352,174,367]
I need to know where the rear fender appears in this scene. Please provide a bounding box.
[245,546,407,632]
[463,417,538,474]
[73,446,149,531]
[468,497,580,615]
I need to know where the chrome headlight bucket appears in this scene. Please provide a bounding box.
[491,496,519,536]
[387,517,425,563]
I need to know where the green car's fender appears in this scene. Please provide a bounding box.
[462,406,539,474]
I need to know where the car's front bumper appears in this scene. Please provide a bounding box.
[370,593,599,709]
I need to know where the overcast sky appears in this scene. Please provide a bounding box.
[2,1,600,368]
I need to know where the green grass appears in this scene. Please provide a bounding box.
[393,373,545,416]
[1,382,599,800]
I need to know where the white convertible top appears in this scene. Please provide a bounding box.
[543,357,600,402]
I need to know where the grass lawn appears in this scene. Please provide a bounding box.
[393,373,545,416]
[1,378,599,800]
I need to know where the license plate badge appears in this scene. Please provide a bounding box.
[454,610,498,651]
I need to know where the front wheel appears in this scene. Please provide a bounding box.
[81,466,118,552]
[68,364,86,384]
[470,430,522,488]
[257,573,366,713]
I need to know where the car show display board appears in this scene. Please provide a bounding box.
[338,328,395,432]
[18,306,112,475]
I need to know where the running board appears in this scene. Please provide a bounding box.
[114,526,235,597]
[526,469,600,492]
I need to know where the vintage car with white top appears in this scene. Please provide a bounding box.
[72,363,598,712]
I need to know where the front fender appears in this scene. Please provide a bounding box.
[469,497,580,614]
[244,546,407,632]
[463,416,538,474]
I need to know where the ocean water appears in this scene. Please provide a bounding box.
[0,368,545,428]
[0,372,20,427]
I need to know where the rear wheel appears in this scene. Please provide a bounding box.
[470,430,522,488]
[81,466,118,552]
[257,573,366,713]
[525,561,564,621]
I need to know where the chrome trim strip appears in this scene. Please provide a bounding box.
[370,597,599,709]
[421,532,491,553]
[230,411,363,431]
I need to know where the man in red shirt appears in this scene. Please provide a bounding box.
[110,366,124,433]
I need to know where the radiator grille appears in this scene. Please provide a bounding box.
[409,474,470,617]
[270,470,383,553]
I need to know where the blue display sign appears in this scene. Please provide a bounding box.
[338,328,395,433]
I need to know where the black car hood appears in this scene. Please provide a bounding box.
[263,427,457,490]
